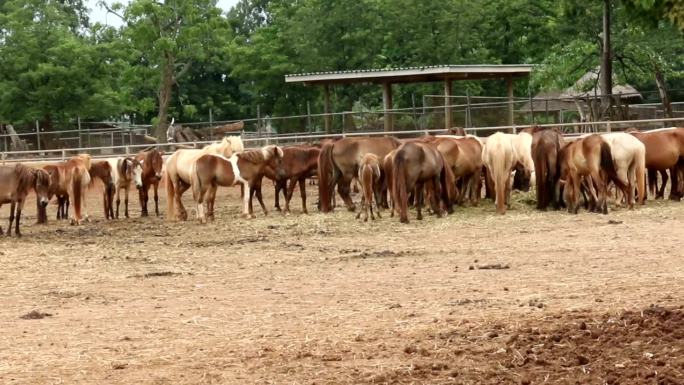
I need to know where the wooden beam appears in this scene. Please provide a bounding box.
[444,79,453,130]
[507,77,515,132]
[383,82,393,132]
[323,84,332,134]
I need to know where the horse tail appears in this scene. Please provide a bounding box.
[190,159,202,203]
[600,140,627,191]
[72,169,84,221]
[440,156,455,214]
[635,145,646,205]
[164,161,176,221]
[647,169,656,197]
[393,152,409,223]
[317,142,335,212]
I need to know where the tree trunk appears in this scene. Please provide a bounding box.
[653,62,673,119]
[155,53,175,142]
[599,0,613,119]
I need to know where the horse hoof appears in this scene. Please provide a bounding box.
[400,218,409,224]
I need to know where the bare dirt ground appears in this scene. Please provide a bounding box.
[0,183,683,384]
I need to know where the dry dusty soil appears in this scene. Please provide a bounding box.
[0,183,683,384]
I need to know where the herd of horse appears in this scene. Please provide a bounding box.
[1,126,684,236]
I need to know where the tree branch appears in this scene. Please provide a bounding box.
[174,61,192,82]
[98,1,126,24]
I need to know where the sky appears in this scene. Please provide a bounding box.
[87,0,240,26]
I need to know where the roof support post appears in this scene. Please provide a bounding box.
[507,77,515,133]
[323,84,332,134]
[444,79,453,131]
[383,82,393,132]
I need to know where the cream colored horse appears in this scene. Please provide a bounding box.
[601,132,646,208]
[165,136,244,221]
[482,132,518,214]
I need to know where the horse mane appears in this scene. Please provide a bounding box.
[75,154,92,170]
[238,148,267,164]
[227,136,244,153]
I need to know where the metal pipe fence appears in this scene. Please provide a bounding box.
[2,117,683,164]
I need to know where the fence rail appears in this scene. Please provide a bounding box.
[2,117,683,164]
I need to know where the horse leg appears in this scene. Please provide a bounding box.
[203,185,216,221]
[139,185,148,217]
[299,178,308,214]
[657,169,667,199]
[415,183,424,220]
[115,187,121,219]
[283,177,297,214]
[274,180,283,212]
[154,182,160,216]
[14,199,23,237]
[337,180,355,211]
[7,201,16,236]
[255,184,268,216]
[242,182,254,219]
[669,166,680,200]
[176,181,190,221]
[124,187,130,218]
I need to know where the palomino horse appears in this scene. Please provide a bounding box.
[135,149,164,217]
[165,136,244,221]
[191,145,284,223]
[41,155,92,225]
[531,127,565,210]
[392,141,454,223]
[107,157,143,218]
[559,134,625,214]
[356,153,382,222]
[600,133,646,208]
[252,145,321,215]
[88,160,117,220]
[482,132,518,214]
[0,164,50,236]
[629,127,684,200]
[318,136,400,212]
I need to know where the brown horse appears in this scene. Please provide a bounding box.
[392,141,454,223]
[318,136,400,212]
[251,145,320,215]
[39,164,69,223]
[428,135,484,206]
[88,160,116,220]
[531,127,566,210]
[40,155,92,225]
[356,153,382,221]
[559,134,625,214]
[134,149,164,217]
[191,145,284,223]
[629,127,684,200]
[0,164,50,236]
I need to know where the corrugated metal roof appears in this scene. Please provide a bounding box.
[285,64,533,84]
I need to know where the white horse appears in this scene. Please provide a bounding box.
[165,136,244,220]
[601,132,646,208]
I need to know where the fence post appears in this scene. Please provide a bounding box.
[125,146,130,156]
[465,91,471,128]
[35,120,41,151]
[61,149,66,161]
[306,101,312,132]
[256,105,262,135]
[606,121,612,133]
[111,132,114,148]
[209,108,214,140]
[1,151,5,165]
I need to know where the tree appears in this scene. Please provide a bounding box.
[0,0,125,130]
[104,0,230,141]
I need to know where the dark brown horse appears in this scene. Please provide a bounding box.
[0,164,50,236]
[318,136,400,212]
[392,141,454,223]
[89,160,117,220]
[531,127,565,210]
[252,145,320,215]
[629,127,684,200]
[134,149,164,217]
[191,145,284,222]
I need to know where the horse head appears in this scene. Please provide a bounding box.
[261,145,286,179]
[130,159,144,189]
[227,135,244,154]
[32,169,51,207]
[149,150,164,181]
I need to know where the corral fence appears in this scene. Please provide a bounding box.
[2,117,684,165]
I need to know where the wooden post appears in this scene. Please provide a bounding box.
[306,101,312,132]
[383,82,393,132]
[444,79,452,130]
[507,77,514,132]
[465,90,472,128]
[324,84,332,134]
[209,108,214,140]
